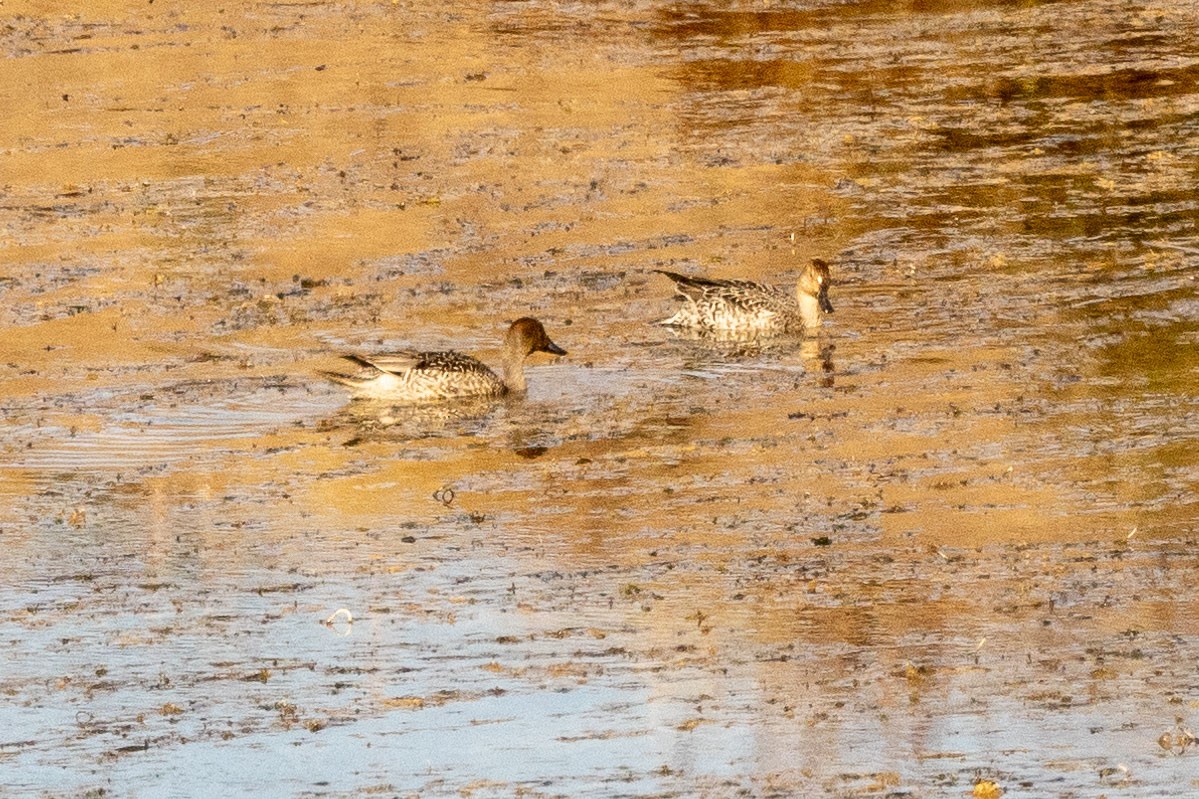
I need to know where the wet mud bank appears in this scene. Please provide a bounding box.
[3,1,1199,796]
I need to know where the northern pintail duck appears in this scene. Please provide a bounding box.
[655,258,834,334]
[323,317,566,402]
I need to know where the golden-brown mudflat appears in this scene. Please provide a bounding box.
[2,1,1199,796]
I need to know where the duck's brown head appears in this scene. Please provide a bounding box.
[799,258,834,314]
[506,317,567,357]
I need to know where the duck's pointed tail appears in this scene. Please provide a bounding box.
[319,369,365,390]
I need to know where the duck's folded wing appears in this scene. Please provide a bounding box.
[341,351,424,375]
[655,270,742,301]
[693,278,783,314]
[416,351,494,375]
[715,283,787,314]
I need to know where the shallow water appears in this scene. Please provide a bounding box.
[2,1,1199,796]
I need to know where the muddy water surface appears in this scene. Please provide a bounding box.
[3,1,1199,796]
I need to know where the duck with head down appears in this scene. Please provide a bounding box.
[323,317,567,402]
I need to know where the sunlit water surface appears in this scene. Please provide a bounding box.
[2,1,1199,796]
